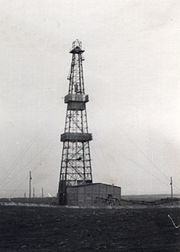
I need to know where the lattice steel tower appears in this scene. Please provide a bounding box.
[58,40,93,205]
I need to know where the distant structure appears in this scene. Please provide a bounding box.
[29,171,32,199]
[41,187,44,199]
[58,40,93,205]
[170,176,173,199]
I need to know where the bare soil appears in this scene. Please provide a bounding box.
[0,205,180,251]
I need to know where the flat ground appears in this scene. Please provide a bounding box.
[0,205,180,251]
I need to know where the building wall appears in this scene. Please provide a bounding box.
[67,183,121,206]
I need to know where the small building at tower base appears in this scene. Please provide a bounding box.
[66,183,121,207]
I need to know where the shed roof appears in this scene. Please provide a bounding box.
[67,183,121,189]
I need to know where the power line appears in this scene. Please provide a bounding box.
[120,130,180,193]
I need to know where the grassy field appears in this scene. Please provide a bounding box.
[0,205,180,251]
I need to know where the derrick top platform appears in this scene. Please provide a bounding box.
[70,46,84,54]
[70,39,85,54]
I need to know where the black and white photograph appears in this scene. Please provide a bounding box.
[0,0,180,251]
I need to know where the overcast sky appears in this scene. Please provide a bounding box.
[0,0,180,197]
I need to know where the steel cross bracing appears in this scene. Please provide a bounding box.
[58,40,93,205]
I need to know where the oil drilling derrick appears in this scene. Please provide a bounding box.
[58,40,93,205]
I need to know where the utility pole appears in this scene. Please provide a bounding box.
[170,176,173,199]
[29,171,32,199]
[41,187,44,199]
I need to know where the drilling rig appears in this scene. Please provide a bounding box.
[58,40,93,205]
